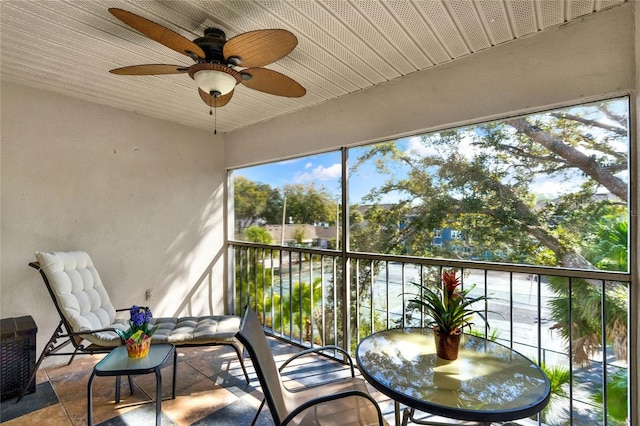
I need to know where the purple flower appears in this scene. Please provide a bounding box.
[131,310,144,327]
[119,305,158,344]
[144,308,152,323]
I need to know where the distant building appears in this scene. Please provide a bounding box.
[263,224,339,249]
[432,228,464,247]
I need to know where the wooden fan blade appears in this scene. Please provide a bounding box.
[241,68,306,97]
[109,64,189,75]
[223,29,297,68]
[199,88,234,108]
[109,8,205,59]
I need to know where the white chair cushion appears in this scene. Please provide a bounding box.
[36,251,125,346]
[151,316,240,344]
[35,251,242,348]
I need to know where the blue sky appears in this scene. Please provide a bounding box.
[232,135,606,206]
[233,148,389,204]
[233,97,629,206]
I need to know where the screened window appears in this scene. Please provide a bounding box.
[231,152,342,248]
[231,97,630,272]
[348,97,630,271]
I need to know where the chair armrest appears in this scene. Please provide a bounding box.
[282,389,385,426]
[279,345,356,377]
[116,305,148,312]
[59,327,120,339]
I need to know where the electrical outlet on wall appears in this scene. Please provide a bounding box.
[145,289,154,301]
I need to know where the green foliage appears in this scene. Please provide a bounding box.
[244,225,274,244]
[548,274,628,365]
[350,99,629,269]
[283,183,337,226]
[233,176,277,231]
[233,177,339,238]
[592,369,628,425]
[292,225,307,244]
[584,215,628,272]
[234,248,274,314]
[547,216,629,364]
[115,306,159,344]
[536,363,571,423]
[467,327,500,341]
[266,278,324,339]
[406,270,489,334]
[540,363,570,399]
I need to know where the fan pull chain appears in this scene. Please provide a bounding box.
[209,107,217,135]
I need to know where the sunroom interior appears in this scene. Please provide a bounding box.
[1,1,638,425]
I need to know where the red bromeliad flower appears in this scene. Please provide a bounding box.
[407,269,490,335]
[441,270,460,298]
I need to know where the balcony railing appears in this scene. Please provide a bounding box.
[230,241,630,426]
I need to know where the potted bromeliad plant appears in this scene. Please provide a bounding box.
[116,305,160,359]
[407,269,489,360]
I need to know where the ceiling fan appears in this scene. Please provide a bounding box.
[108,8,306,111]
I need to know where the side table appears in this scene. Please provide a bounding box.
[87,343,177,426]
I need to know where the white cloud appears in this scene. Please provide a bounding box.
[276,158,299,165]
[529,171,585,196]
[293,163,342,183]
[405,137,437,157]
[304,162,313,169]
[404,132,478,160]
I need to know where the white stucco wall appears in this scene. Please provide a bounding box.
[0,83,226,364]
[224,2,634,168]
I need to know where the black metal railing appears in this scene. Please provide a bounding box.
[230,241,630,426]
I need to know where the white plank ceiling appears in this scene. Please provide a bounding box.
[0,0,627,134]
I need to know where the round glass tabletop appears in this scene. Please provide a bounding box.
[356,328,550,423]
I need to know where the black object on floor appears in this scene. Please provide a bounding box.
[0,381,57,422]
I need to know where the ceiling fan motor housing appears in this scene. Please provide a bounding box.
[194,28,229,64]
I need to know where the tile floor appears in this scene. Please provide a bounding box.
[1,337,398,425]
[1,336,535,425]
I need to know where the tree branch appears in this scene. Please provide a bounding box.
[505,118,628,202]
[551,112,627,137]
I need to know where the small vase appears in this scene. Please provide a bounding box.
[433,328,462,360]
[125,336,151,359]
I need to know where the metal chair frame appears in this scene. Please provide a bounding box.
[17,260,249,402]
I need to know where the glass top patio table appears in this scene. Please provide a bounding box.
[356,328,550,425]
[87,343,177,426]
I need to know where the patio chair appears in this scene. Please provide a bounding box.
[236,306,388,426]
[17,250,249,402]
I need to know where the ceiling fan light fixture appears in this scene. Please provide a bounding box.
[189,63,241,97]
[194,70,235,96]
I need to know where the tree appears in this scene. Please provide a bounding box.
[584,214,628,272]
[233,176,274,233]
[245,225,274,244]
[548,215,629,364]
[266,278,324,342]
[261,187,285,225]
[592,368,628,425]
[234,179,338,234]
[292,225,307,245]
[351,98,629,363]
[282,183,337,225]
